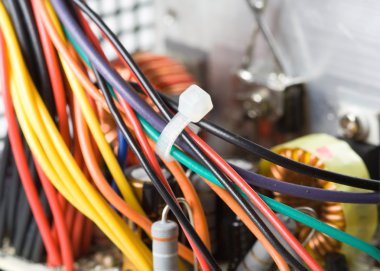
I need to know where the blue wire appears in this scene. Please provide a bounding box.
[111,129,127,195]
[117,129,128,165]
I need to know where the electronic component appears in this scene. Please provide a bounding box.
[1,0,380,270]
[260,134,378,265]
[126,165,174,223]
[152,220,179,271]
[236,214,297,271]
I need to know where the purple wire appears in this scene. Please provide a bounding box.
[51,0,380,204]
[232,165,380,203]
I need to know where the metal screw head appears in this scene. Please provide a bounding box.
[339,113,368,140]
[248,0,266,11]
[243,87,272,119]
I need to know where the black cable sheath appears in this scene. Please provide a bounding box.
[13,154,36,253]
[17,0,56,115]
[95,64,305,270]
[2,0,37,84]
[0,198,6,242]
[99,72,306,271]
[23,191,48,263]
[73,2,307,268]
[158,92,380,191]
[69,6,219,268]
[95,68,220,271]
[7,156,20,241]
[14,186,32,255]
[0,136,11,196]
[4,0,51,261]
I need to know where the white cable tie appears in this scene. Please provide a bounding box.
[156,84,213,161]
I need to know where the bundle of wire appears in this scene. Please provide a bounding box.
[0,1,379,270]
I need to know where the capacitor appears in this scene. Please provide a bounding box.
[152,220,179,271]
[125,165,174,222]
[216,159,256,264]
[325,252,349,271]
[228,217,256,271]
[236,214,297,271]
[191,172,217,253]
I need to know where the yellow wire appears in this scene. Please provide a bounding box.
[44,0,144,216]
[0,3,152,269]
[16,77,152,267]
[42,0,151,262]
[11,78,151,269]
[60,49,152,264]
[44,0,151,263]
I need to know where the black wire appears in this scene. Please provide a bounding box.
[17,0,56,115]
[7,156,20,241]
[99,72,306,271]
[2,0,37,83]
[125,81,380,194]
[14,185,32,255]
[72,1,307,269]
[94,68,220,271]
[23,190,48,263]
[157,92,380,191]
[3,1,51,261]
[0,198,6,243]
[13,154,35,255]
[0,136,11,199]
[72,2,308,269]
[68,3,218,267]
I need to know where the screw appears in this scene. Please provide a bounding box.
[339,113,368,140]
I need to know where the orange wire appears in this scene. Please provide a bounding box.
[74,98,195,264]
[117,93,211,270]
[150,139,211,250]
[204,179,290,271]
[39,3,212,258]
[164,160,211,250]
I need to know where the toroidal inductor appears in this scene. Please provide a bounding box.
[268,148,345,258]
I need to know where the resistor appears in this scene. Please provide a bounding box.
[152,220,179,271]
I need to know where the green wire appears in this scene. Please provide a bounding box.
[64,27,380,261]
[138,116,380,261]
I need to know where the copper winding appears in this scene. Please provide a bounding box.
[99,53,195,150]
[133,52,195,96]
[268,148,345,258]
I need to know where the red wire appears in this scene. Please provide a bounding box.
[32,8,83,267]
[80,15,322,270]
[83,14,321,267]
[118,95,176,196]
[72,208,86,258]
[186,129,324,271]
[0,31,62,266]
[32,2,75,241]
[117,95,210,271]
[31,2,70,146]
[74,12,211,270]
[34,163,75,271]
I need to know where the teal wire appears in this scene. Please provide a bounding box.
[138,116,380,262]
[64,27,380,261]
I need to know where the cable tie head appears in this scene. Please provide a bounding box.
[156,85,213,161]
[178,84,213,122]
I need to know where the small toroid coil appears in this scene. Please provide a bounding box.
[269,148,345,258]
